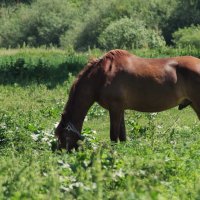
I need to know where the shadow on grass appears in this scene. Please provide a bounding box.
[0,57,86,89]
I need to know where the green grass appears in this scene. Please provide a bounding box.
[0,48,200,199]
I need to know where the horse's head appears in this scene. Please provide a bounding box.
[55,118,84,152]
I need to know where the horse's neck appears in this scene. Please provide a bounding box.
[63,84,95,132]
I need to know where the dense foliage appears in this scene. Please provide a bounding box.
[98,18,166,49]
[1,0,199,49]
[164,0,200,43]
[173,25,200,48]
[0,0,77,48]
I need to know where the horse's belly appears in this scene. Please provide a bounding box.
[98,89,181,112]
[97,75,184,112]
[124,90,181,112]
[126,99,178,112]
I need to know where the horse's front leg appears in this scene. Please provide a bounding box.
[119,111,126,141]
[109,107,123,142]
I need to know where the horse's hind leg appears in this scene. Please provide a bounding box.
[109,107,123,142]
[119,111,126,141]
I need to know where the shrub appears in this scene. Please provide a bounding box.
[98,17,166,50]
[0,0,77,48]
[0,48,87,84]
[173,25,200,48]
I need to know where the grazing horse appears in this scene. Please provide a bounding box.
[55,49,200,151]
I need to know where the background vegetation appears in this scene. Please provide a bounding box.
[1,0,200,49]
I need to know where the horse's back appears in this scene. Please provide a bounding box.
[96,51,200,112]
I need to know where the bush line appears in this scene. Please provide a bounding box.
[1,47,200,85]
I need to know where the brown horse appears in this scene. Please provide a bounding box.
[55,49,200,151]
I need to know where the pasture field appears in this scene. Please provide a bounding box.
[0,48,200,200]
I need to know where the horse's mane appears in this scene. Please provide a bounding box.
[102,49,130,61]
[62,49,130,118]
[77,49,130,82]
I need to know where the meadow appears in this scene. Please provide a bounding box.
[0,48,200,200]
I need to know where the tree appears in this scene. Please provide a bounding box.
[98,18,165,49]
[163,0,200,43]
[173,25,200,48]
